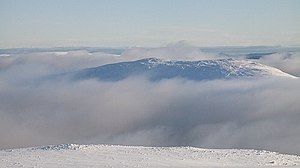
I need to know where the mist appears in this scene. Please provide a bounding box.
[121,41,223,61]
[0,46,299,155]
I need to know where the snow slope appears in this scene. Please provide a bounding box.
[1,144,300,168]
[72,58,296,81]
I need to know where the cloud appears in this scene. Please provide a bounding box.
[0,48,299,156]
[0,74,299,155]
[0,50,121,72]
[121,41,223,60]
[256,52,300,77]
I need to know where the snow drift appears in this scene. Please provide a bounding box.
[1,144,300,168]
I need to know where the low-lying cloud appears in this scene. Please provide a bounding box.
[0,50,123,72]
[256,52,300,77]
[0,46,299,155]
[121,41,223,61]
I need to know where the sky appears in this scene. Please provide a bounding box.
[0,0,300,48]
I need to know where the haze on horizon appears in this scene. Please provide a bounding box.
[0,0,300,48]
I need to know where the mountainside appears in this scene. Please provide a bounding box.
[1,144,300,168]
[71,58,296,81]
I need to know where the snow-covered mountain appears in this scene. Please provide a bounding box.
[1,144,300,168]
[71,58,296,81]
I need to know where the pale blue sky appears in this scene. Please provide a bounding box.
[0,0,299,48]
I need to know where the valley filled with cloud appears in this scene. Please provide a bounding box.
[1,46,299,155]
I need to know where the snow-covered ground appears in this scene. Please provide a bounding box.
[1,144,300,168]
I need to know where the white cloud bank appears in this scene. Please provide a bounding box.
[256,52,300,77]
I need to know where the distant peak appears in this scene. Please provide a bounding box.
[71,58,297,81]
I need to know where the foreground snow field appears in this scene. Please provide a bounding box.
[1,144,300,168]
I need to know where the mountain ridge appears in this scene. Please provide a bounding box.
[70,58,296,81]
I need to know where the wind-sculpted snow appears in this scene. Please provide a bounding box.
[1,144,300,168]
[72,58,296,81]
